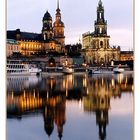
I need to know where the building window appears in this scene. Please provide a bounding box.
[100,41,103,47]
[100,13,102,18]
[99,27,102,33]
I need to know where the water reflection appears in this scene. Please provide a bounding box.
[7,73,133,140]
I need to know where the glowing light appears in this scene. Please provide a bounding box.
[47,91,49,99]
[111,78,115,87]
[50,79,53,89]
[65,59,68,66]
[12,91,14,100]
[83,78,87,87]
[79,99,83,109]
[118,74,123,84]
[132,85,134,91]
[23,90,26,98]
[87,88,89,95]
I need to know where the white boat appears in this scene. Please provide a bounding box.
[29,67,42,75]
[113,67,124,73]
[62,67,74,74]
[7,60,42,76]
[88,68,113,74]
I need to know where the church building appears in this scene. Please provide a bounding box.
[7,0,65,56]
[82,0,120,65]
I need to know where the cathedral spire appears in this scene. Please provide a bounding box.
[99,0,102,5]
[57,0,59,10]
[56,0,60,13]
[53,0,65,46]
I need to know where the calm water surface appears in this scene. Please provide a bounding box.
[7,73,134,140]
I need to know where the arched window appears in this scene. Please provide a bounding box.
[100,12,102,18]
[100,41,103,47]
[99,27,102,33]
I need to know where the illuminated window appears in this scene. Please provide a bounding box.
[99,28,102,33]
[100,13,102,18]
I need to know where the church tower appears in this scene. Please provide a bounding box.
[42,10,54,40]
[95,0,107,36]
[92,0,110,49]
[82,0,120,65]
[53,0,65,47]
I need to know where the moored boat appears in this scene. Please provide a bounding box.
[7,60,42,76]
[62,67,74,74]
[88,67,113,74]
[113,67,124,73]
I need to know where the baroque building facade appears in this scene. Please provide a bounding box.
[82,0,120,65]
[7,0,65,56]
[6,39,21,57]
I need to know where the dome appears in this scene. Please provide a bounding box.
[53,20,64,27]
[43,11,52,21]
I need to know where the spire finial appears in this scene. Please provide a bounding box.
[57,0,59,9]
[99,0,102,5]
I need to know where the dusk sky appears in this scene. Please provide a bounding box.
[7,0,133,50]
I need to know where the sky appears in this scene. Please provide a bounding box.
[7,0,133,50]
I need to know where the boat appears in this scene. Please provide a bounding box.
[88,67,113,74]
[7,60,42,76]
[62,67,74,74]
[113,67,124,73]
[29,67,42,75]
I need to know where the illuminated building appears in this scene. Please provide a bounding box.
[7,0,65,56]
[7,29,44,56]
[120,51,134,61]
[82,0,120,65]
[6,39,21,57]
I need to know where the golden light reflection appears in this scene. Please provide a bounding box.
[125,76,128,84]
[47,91,49,99]
[23,90,26,98]
[67,75,73,84]
[6,71,134,140]
[111,78,114,87]
[83,78,87,87]
[79,99,83,109]
[118,74,123,84]
[87,88,89,95]
[102,78,104,85]
[12,91,14,100]
[132,85,134,91]
[50,79,53,90]
[7,73,133,117]
[66,90,68,97]
[62,79,65,89]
